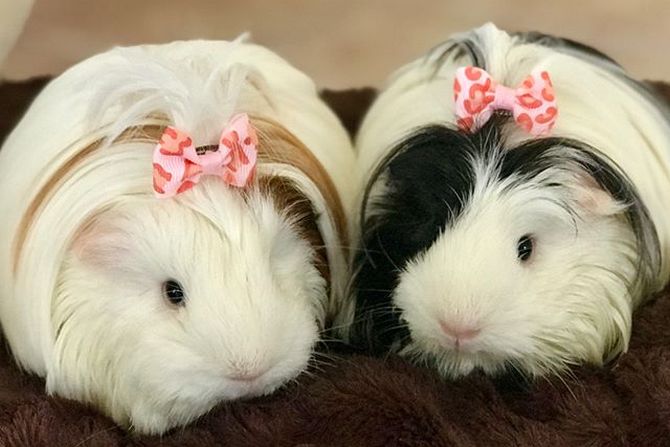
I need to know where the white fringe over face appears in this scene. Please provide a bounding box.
[353,23,670,378]
[0,39,356,433]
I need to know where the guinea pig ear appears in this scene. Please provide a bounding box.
[69,215,127,268]
[572,173,627,217]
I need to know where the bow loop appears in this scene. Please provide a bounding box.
[217,113,258,188]
[453,66,558,135]
[152,113,258,198]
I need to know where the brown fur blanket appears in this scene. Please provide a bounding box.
[0,79,669,447]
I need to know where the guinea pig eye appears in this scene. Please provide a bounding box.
[162,279,186,306]
[517,235,534,262]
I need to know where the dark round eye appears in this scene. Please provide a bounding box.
[517,235,534,262]
[162,280,185,306]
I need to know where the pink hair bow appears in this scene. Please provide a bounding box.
[453,66,558,135]
[152,113,258,198]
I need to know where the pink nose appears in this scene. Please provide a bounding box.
[439,320,481,342]
[228,372,260,382]
[227,368,267,383]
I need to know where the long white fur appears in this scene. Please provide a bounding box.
[356,23,670,377]
[0,39,356,433]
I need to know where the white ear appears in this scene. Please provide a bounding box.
[69,219,104,264]
[69,215,128,269]
[574,174,627,216]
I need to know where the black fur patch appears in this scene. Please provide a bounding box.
[514,30,670,119]
[515,31,622,67]
[427,28,621,79]
[351,117,660,354]
[349,125,481,351]
[428,34,486,77]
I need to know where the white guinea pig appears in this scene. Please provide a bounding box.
[350,24,670,379]
[0,38,356,433]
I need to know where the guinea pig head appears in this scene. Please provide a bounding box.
[353,119,659,379]
[36,119,344,434]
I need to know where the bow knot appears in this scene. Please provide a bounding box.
[152,113,258,198]
[453,66,558,135]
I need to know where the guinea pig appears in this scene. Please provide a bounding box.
[0,38,356,433]
[349,23,670,379]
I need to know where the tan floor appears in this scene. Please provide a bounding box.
[3,0,670,89]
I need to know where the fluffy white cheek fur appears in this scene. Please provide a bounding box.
[393,190,638,378]
[48,189,323,434]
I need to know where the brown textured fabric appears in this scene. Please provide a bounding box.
[0,79,669,446]
[0,77,49,147]
[320,88,377,138]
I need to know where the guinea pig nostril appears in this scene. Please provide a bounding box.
[226,366,269,383]
[228,373,260,382]
[439,320,481,341]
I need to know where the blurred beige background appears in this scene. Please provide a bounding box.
[3,0,670,89]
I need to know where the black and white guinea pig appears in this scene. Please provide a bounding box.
[350,23,670,379]
[0,38,356,433]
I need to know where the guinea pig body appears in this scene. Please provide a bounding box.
[0,39,356,433]
[352,24,670,378]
